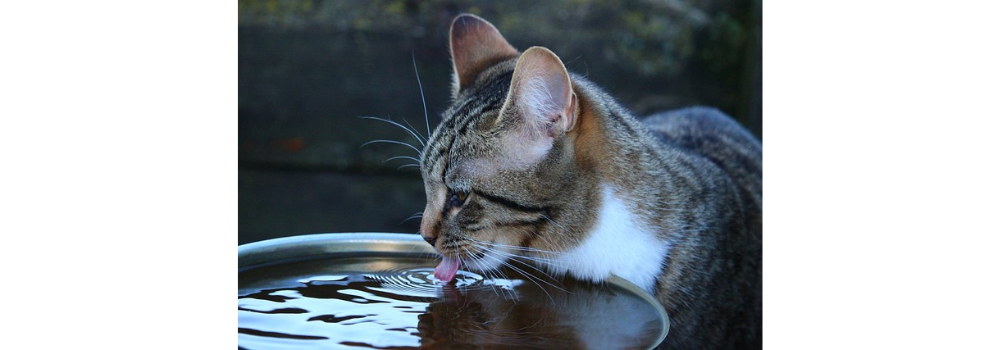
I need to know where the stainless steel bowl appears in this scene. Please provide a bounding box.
[239,232,669,349]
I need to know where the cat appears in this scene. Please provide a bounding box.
[417,14,762,349]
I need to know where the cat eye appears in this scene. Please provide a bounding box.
[446,190,470,211]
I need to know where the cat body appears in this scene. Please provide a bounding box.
[419,14,761,349]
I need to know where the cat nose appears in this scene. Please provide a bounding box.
[418,209,437,247]
[422,234,437,247]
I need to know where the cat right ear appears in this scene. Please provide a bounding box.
[492,46,577,169]
[449,14,519,95]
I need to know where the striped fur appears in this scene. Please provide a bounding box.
[418,14,762,350]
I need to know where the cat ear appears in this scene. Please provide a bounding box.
[495,46,577,167]
[449,14,519,93]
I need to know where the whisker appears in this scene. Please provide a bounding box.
[469,242,521,300]
[463,239,567,292]
[412,52,431,139]
[492,265,518,301]
[540,214,568,232]
[466,238,562,255]
[359,116,426,147]
[360,139,422,155]
[462,243,565,275]
[465,240,568,272]
[461,245,504,299]
[478,252,564,302]
[510,260,567,296]
[384,155,421,164]
[505,254,567,275]
[401,117,426,146]
[398,212,423,225]
[464,239,567,268]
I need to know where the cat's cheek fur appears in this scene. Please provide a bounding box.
[547,186,671,293]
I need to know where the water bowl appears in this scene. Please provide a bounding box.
[238,232,669,349]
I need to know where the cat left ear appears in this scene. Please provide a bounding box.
[449,14,520,94]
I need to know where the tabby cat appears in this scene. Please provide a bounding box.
[418,14,762,349]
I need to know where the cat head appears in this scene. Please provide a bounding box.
[419,14,589,274]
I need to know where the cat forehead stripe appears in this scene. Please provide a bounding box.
[444,70,512,133]
[422,71,512,179]
[421,132,452,179]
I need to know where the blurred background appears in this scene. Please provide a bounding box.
[238,0,762,245]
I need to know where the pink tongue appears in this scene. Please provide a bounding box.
[434,256,461,282]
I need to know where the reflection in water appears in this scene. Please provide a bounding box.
[238,258,664,349]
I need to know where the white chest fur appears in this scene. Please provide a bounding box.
[547,186,671,293]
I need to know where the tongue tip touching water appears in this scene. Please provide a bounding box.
[433,256,461,282]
